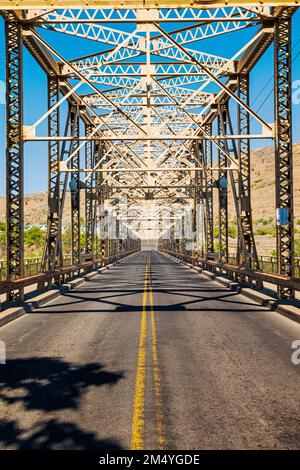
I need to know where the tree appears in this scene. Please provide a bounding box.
[24,226,45,248]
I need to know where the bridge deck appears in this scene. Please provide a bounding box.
[0,251,299,449]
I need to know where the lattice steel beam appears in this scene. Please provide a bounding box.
[69,104,81,265]
[85,124,95,257]
[42,74,61,272]
[217,104,229,263]
[274,9,295,299]
[5,17,24,291]
[237,73,260,274]
[95,142,105,261]
[195,141,205,257]
[204,123,214,254]
[34,7,265,23]
[1,1,298,9]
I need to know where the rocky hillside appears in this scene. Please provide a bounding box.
[0,191,85,225]
[247,142,300,220]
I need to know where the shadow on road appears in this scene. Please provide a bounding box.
[34,288,267,315]
[0,418,122,449]
[0,357,124,411]
[0,357,124,449]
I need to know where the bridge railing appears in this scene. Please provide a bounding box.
[0,256,73,281]
[0,251,136,281]
[161,249,300,296]
[227,254,300,278]
[0,248,139,303]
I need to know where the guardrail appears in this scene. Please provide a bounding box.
[0,250,139,301]
[161,250,300,293]
[227,254,300,278]
[0,256,72,281]
[1,252,299,282]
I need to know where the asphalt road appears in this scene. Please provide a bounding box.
[0,250,299,450]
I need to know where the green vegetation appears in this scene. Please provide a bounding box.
[271,240,300,257]
[252,180,269,190]
[213,220,237,239]
[0,220,89,260]
[228,220,237,238]
[252,216,276,237]
[256,217,273,224]
[62,224,72,252]
[0,221,6,258]
[214,240,219,252]
[62,221,86,254]
[24,226,45,247]
[0,223,46,258]
[255,227,276,236]
[262,216,273,225]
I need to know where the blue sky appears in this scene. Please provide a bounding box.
[0,10,299,195]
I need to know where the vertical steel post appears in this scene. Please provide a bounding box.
[5,18,24,296]
[70,105,81,266]
[237,73,260,273]
[204,123,214,255]
[274,11,294,299]
[195,142,205,258]
[95,142,103,261]
[217,104,228,263]
[42,74,61,272]
[192,179,198,259]
[85,124,94,258]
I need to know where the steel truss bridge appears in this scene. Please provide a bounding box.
[0,1,299,303]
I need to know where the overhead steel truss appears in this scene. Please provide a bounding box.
[1,3,298,300]
[0,1,299,9]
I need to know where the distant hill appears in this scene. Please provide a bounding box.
[0,191,84,225]
[245,142,300,221]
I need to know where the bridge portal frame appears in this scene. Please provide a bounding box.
[1,4,298,301]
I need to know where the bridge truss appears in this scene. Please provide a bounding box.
[1,2,299,300]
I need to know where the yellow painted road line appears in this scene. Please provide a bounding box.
[131,254,166,449]
[148,255,166,450]
[130,256,149,450]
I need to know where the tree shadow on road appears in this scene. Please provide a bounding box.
[0,357,124,411]
[0,357,125,449]
[0,418,122,449]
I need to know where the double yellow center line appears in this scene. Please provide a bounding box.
[131,254,166,450]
